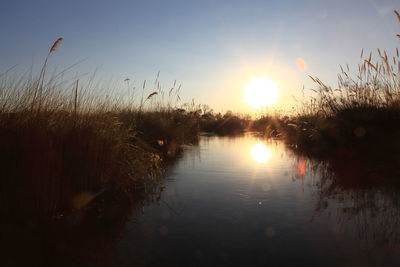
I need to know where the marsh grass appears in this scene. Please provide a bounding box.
[0,57,245,226]
[0,39,206,225]
[275,10,400,155]
[267,12,400,241]
[200,110,250,136]
[249,113,288,138]
[0,91,162,223]
[0,63,213,265]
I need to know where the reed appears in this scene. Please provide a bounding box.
[200,110,250,136]
[0,39,203,224]
[272,10,400,154]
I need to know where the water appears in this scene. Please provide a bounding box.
[114,133,400,266]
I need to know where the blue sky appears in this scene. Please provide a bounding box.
[1,0,399,112]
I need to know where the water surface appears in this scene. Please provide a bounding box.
[115,133,400,266]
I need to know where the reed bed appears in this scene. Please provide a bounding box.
[272,10,400,155]
[200,110,250,136]
[0,85,160,223]
[0,38,209,225]
[0,35,252,226]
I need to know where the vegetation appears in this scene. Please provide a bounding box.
[249,113,287,137]
[2,11,399,249]
[0,37,257,228]
[0,40,200,225]
[200,110,250,136]
[253,11,400,159]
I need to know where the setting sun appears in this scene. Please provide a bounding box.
[244,77,279,108]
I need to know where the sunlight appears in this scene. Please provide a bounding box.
[251,142,272,163]
[244,77,279,108]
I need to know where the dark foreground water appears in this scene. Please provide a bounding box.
[113,134,400,266]
[4,133,400,267]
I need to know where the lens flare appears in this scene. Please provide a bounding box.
[296,157,307,178]
[296,58,307,71]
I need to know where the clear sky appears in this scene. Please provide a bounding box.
[1,0,399,113]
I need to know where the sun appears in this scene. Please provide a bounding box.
[244,77,279,108]
[251,142,272,163]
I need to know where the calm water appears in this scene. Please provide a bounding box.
[114,133,400,266]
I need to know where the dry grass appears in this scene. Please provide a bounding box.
[0,38,203,224]
[272,10,400,154]
[200,110,250,136]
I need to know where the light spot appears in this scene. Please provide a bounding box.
[296,58,307,71]
[261,183,271,192]
[264,227,275,237]
[354,127,366,137]
[159,225,169,236]
[296,157,307,178]
[72,192,94,210]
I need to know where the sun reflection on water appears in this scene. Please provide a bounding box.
[251,142,272,163]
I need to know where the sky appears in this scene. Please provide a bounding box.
[1,0,399,113]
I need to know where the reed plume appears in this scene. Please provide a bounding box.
[146,92,158,100]
[32,38,64,112]
[395,10,400,38]
[394,10,400,23]
[50,38,64,53]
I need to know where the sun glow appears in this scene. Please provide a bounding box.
[251,142,272,163]
[244,77,279,108]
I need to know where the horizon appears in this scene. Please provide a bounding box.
[1,0,399,113]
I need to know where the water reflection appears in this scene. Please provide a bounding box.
[250,142,272,163]
[289,144,400,249]
[15,133,396,266]
[296,157,307,178]
[116,134,400,266]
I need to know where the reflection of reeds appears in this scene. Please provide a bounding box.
[301,153,400,249]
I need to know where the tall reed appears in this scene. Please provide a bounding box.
[0,38,200,223]
[277,10,400,151]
